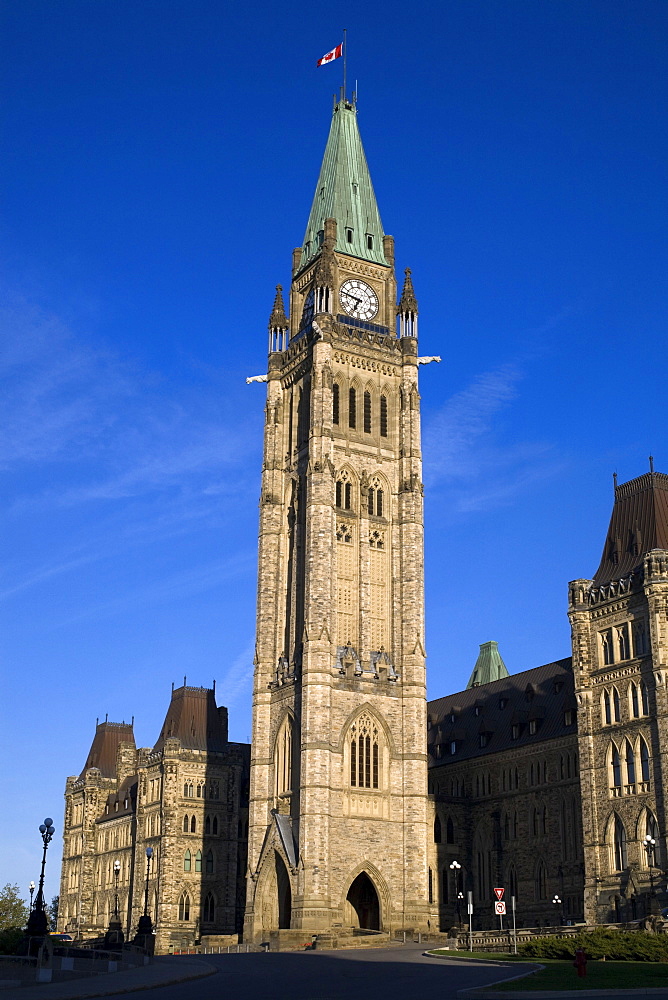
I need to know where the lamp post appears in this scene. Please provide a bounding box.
[552,894,562,926]
[104,859,124,948]
[450,861,462,929]
[29,882,35,912]
[26,818,55,937]
[644,835,657,914]
[113,860,121,921]
[136,847,154,939]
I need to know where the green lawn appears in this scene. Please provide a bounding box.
[428,952,668,992]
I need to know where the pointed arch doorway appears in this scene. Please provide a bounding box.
[275,852,292,929]
[345,872,380,930]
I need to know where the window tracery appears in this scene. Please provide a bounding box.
[349,713,380,790]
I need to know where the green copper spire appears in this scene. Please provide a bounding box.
[300,101,387,270]
[466,641,510,689]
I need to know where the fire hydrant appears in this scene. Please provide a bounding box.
[574,947,587,978]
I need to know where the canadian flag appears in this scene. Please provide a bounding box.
[317,43,343,67]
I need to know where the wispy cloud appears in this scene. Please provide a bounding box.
[424,363,565,513]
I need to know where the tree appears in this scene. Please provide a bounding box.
[0,884,28,931]
[49,895,59,932]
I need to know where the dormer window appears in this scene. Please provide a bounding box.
[317,230,324,246]
[529,719,537,735]
[479,733,489,748]
[366,233,374,250]
[511,724,520,740]
[474,706,481,717]
[450,741,457,755]
[346,227,353,243]
[304,241,311,257]
[499,698,508,710]
[564,710,574,726]
[449,713,455,724]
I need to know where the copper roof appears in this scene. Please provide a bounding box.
[153,685,228,752]
[428,658,575,765]
[593,471,668,585]
[81,721,135,778]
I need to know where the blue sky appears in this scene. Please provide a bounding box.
[1,0,666,902]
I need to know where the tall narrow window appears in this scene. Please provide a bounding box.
[613,816,627,870]
[336,481,342,508]
[212,816,218,835]
[376,489,383,517]
[428,868,433,904]
[203,893,215,922]
[604,690,611,725]
[195,850,202,873]
[363,391,372,433]
[602,630,613,665]
[178,892,190,921]
[349,713,380,789]
[631,684,639,718]
[625,741,636,785]
[434,816,442,843]
[536,861,547,900]
[618,624,630,660]
[274,714,294,802]
[205,815,210,834]
[332,384,340,425]
[368,488,375,516]
[344,482,352,510]
[611,745,621,788]
[348,388,356,428]
[184,850,191,872]
[641,682,649,715]
[379,395,388,437]
[640,738,650,782]
[613,688,621,722]
[183,815,189,833]
[446,817,454,844]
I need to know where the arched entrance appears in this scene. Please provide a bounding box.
[346,872,380,930]
[275,852,292,929]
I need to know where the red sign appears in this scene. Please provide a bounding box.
[493,887,505,900]
[495,901,506,915]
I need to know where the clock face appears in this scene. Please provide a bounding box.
[339,279,379,321]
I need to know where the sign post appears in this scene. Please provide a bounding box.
[467,891,473,952]
[511,894,517,955]
[493,888,505,931]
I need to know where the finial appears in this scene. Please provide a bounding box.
[613,471,618,490]
[131,715,134,726]
[649,455,654,474]
[105,713,108,723]
[269,285,288,330]
[213,678,216,693]
[184,675,187,688]
[398,267,418,314]
[171,681,174,693]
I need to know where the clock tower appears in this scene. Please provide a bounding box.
[244,96,434,942]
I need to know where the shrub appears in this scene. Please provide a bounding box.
[518,929,668,963]
[0,927,25,955]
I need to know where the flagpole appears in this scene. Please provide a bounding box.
[343,28,347,102]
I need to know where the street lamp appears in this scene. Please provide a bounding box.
[644,835,657,913]
[28,882,35,912]
[450,861,462,929]
[104,859,124,948]
[26,817,55,937]
[136,847,154,938]
[113,860,121,921]
[552,894,562,926]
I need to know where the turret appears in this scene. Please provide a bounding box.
[268,285,289,353]
[397,267,418,338]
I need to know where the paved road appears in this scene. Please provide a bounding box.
[99,944,531,1000]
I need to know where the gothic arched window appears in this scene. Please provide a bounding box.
[613,687,621,722]
[332,383,340,425]
[205,815,210,834]
[212,815,218,835]
[190,815,196,833]
[535,861,547,900]
[195,850,202,873]
[630,683,639,718]
[609,743,622,790]
[446,817,455,844]
[641,682,649,715]
[613,816,627,871]
[274,714,294,803]
[379,395,388,437]
[178,892,190,921]
[183,815,189,833]
[203,892,215,923]
[434,816,442,843]
[184,850,191,872]
[640,737,650,782]
[363,390,372,433]
[603,690,611,725]
[348,387,356,429]
[625,740,636,785]
[349,712,380,789]
[206,850,214,874]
